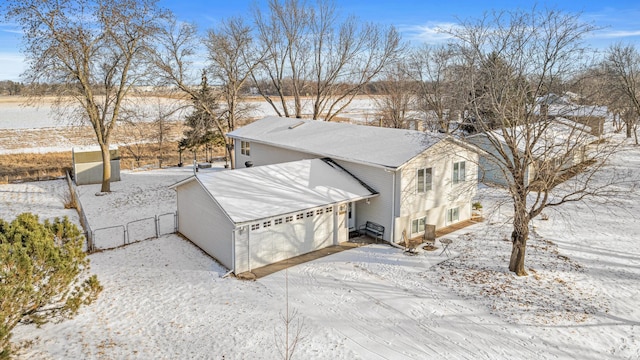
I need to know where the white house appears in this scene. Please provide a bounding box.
[467,119,597,187]
[171,159,377,273]
[228,116,479,245]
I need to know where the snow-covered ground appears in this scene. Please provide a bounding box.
[2,138,640,359]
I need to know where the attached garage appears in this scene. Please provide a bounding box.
[171,159,377,274]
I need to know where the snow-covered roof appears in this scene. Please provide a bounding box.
[469,119,597,157]
[227,116,446,169]
[172,159,377,224]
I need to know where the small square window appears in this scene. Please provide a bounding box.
[316,209,323,215]
[274,218,283,225]
[296,213,304,220]
[263,220,271,228]
[306,211,314,218]
[285,216,293,223]
[241,141,250,156]
[326,207,333,213]
[251,224,260,231]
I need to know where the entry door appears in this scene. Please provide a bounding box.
[348,202,356,230]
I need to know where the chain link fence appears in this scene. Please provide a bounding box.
[89,213,177,252]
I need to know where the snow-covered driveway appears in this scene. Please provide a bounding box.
[260,244,603,359]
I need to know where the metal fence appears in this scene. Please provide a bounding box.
[90,212,177,252]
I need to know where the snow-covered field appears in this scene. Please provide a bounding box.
[0,135,638,358]
[0,96,378,154]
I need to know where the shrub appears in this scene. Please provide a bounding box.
[0,213,102,359]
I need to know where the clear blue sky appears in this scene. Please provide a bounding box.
[1,0,639,81]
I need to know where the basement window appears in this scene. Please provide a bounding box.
[411,216,426,235]
[447,207,460,223]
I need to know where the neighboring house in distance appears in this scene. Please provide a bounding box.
[171,159,377,274]
[536,93,609,136]
[467,119,597,187]
[228,116,479,245]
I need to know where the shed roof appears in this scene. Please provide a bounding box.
[227,116,445,169]
[172,159,377,224]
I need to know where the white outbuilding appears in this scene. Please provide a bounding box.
[171,158,377,274]
[72,146,121,185]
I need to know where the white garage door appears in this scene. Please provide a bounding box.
[248,208,334,270]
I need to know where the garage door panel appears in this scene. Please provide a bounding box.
[247,209,335,271]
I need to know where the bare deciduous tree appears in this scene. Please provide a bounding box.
[448,8,615,276]
[206,17,264,167]
[373,61,418,129]
[153,17,253,169]
[604,43,640,144]
[408,44,463,132]
[252,0,403,121]
[3,0,167,192]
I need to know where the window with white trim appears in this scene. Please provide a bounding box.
[296,213,304,220]
[316,209,323,215]
[453,161,466,184]
[241,141,250,156]
[251,224,260,231]
[447,207,460,223]
[306,211,314,218]
[326,207,333,213]
[274,218,283,225]
[285,216,293,223]
[263,220,271,228]
[411,216,426,235]
[417,167,432,193]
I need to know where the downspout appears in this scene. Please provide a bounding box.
[223,228,236,278]
[390,169,396,243]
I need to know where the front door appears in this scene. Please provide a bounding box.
[348,202,356,230]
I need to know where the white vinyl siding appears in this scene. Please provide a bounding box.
[334,159,394,242]
[235,141,316,168]
[176,180,235,270]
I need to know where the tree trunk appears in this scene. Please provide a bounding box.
[227,140,236,169]
[508,218,529,276]
[100,143,112,193]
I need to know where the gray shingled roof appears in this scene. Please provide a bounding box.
[227,116,445,169]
